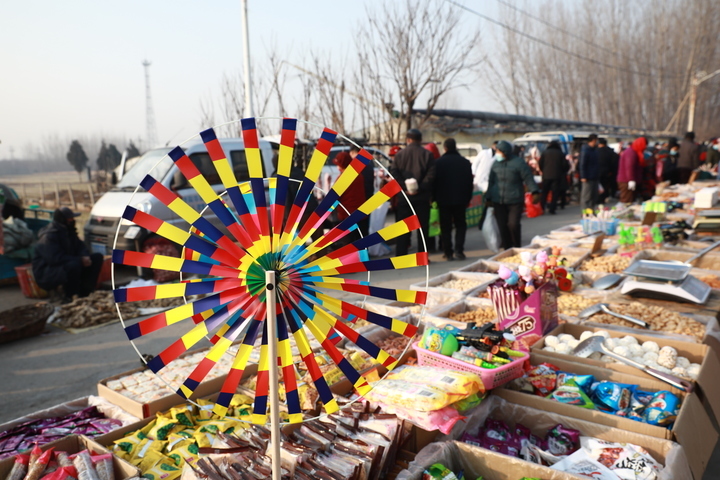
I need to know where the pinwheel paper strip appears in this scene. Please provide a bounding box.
[112,118,427,424]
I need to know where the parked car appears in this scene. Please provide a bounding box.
[84,137,275,258]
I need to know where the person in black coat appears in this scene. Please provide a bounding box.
[538,140,568,214]
[32,207,103,300]
[389,128,436,256]
[433,138,473,261]
[597,137,619,204]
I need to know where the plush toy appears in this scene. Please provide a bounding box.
[498,265,519,286]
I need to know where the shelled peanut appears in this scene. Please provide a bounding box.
[448,306,497,324]
[557,294,599,316]
[588,302,705,340]
[438,278,483,291]
[580,255,632,273]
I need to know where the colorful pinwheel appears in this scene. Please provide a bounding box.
[112,118,427,423]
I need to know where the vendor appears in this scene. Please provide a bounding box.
[32,207,103,301]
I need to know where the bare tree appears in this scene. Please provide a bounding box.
[356,0,483,138]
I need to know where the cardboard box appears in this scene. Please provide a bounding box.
[533,323,706,378]
[399,440,580,480]
[496,353,719,479]
[495,281,559,345]
[97,362,258,419]
[0,435,140,480]
[440,394,692,479]
[14,263,48,298]
[410,271,498,296]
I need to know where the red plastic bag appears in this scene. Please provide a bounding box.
[525,192,543,218]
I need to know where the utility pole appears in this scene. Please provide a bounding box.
[687,68,720,133]
[240,0,254,118]
[143,60,158,148]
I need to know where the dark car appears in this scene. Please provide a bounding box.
[0,183,24,219]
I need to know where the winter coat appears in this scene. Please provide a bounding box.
[389,143,436,202]
[617,148,642,183]
[486,155,539,205]
[32,221,89,289]
[433,151,474,207]
[597,145,619,179]
[678,139,700,170]
[579,144,600,180]
[336,172,366,222]
[539,148,566,180]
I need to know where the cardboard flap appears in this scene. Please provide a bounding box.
[674,393,719,480]
[697,346,720,424]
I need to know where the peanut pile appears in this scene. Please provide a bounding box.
[448,306,497,324]
[587,302,705,340]
[557,294,600,316]
[438,278,484,291]
[699,275,720,289]
[580,255,632,273]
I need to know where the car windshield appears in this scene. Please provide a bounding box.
[114,148,174,190]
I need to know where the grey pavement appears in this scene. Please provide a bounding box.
[0,205,581,422]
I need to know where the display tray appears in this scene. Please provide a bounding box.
[410,271,498,296]
[623,259,691,282]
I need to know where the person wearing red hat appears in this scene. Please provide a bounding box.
[32,207,103,302]
[617,137,646,203]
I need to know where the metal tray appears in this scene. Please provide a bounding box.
[622,259,691,282]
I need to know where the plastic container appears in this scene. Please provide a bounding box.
[14,263,48,298]
[580,218,619,235]
[412,342,528,390]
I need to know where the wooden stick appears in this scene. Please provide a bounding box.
[54,183,60,207]
[265,270,281,480]
[68,184,76,209]
[40,183,45,207]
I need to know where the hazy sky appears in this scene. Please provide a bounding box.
[0,0,498,160]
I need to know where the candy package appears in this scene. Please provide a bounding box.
[547,380,596,409]
[592,382,635,413]
[551,448,619,480]
[643,391,680,426]
[526,363,558,396]
[582,437,662,480]
[387,366,485,396]
[481,419,511,443]
[545,424,580,456]
[556,372,594,394]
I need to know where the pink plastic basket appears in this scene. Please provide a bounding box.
[412,342,528,390]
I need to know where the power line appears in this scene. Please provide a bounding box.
[446,0,680,79]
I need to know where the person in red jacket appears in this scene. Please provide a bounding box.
[617,137,647,204]
[333,151,367,245]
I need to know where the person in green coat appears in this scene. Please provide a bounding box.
[485,140,540,249]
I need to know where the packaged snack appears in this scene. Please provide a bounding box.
[453,393,483,412]
[592,382,635,413]
[142,458,182,480]
[132,438,167,462]
[6,454,29,480]
[547,380,596,409]
[643,391,680,426]
[166,442,200,468]
[551,449,618,480]
[147,416,177,441]
[526,363,558,396]
[55,452,72,468]
[113,431,147,460]
[582,437,662,479]
[545,424,580,456]
[556,372,594,394]
[28,446,42,469]
[91,454,114,480]
[364,379,476,412]
[169,406,195,428]
[72,450,100,480]
[422,463,461,480]
[24,448,53,480]
[481,419,511,443]
[512,424,531,449]
[387,367,485,396]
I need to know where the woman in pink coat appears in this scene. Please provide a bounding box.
[617,137,647,204]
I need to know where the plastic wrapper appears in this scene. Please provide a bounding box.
[547,379,596,409]
[582,437,662,480]
[551,448,619,479]
[72,450,100,480]
[363,379,475,412]
[5,454,29,480]
[387,366,485,396]
[591,382,636,413]
[90,454,112,480]
[643,391,680,426]
[545,424,580,456]
[556,372,594,394]
[24,448,53,480]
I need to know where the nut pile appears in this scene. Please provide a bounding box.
[376,335,411,356]
[586,302,706,340]
[580,255,632,273]
[557,294,600,316]
[448,306,497,324]
[53,291,187,329]
[699,275,720,289]
[438,277,483,291]
[541,330,701,380]
[498,252,538,265]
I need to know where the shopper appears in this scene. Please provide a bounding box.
[664,139,680,184]
[332,151,367,245]
[485,140,540,249]
[708,138,720,169]
[597,138,619,204]
[617,137,646,204]
[390,129,436,256]
[433,138,473,261]
[677,131,700,184]
[538,140,567,215]
[32,207,103,302]
[579,134,600,211]
[349,145,375,237]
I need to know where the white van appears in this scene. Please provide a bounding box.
[84,138,275,256]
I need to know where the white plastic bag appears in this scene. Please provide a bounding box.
[481,207,501,253]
